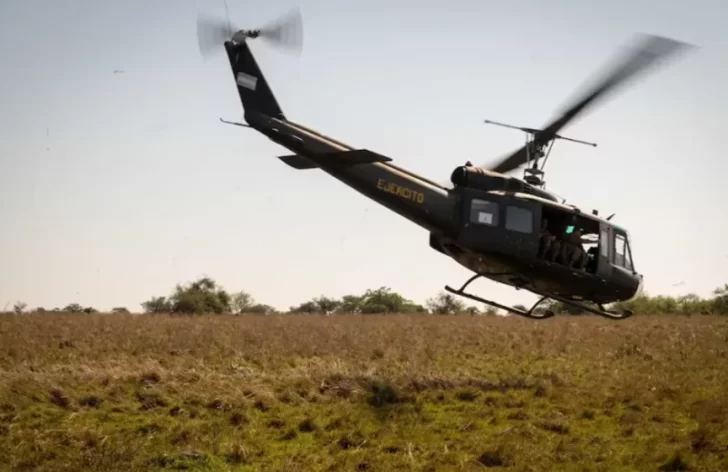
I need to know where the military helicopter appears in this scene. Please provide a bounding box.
[196,8,693,320]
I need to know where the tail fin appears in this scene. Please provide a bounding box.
[224,40,285,119]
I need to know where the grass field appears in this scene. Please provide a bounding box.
[1,313,727,471]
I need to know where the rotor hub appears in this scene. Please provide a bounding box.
[523,167,545,187]
[231,29,261,43]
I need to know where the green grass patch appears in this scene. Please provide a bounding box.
[1,313,728,470]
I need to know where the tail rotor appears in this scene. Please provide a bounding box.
[257,7,303,55]
[196,14,236,58]
[196,6,304,59]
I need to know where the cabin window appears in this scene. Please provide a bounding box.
[505,206,533,233]
[614,233,626,267]
[470,199,498,226]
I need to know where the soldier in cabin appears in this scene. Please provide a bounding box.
[538,219,555,260]
[561,219,589,270]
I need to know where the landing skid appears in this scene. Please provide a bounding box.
[444,274,634,321]
[445,274,555,320]
[536,290,633,321]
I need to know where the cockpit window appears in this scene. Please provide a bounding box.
[624,238,634,271]
[613,231,635,271]
[614,233,626,266]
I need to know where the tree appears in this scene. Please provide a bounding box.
[247,303,277,315]
[290,295,342,314]
[358,287,425,314]
[168,277,231,314]
[141,296,172,314]
[141,278,275,315]
[289,287,425,314]
[230,291,254,314]
[541,300,566,314]
[426,291,467,314]
[676,294,710,314]
[464,306,480,315]
[112,307,130,314]
[338,295,364,313]
[13,301,27,315]
[313,296,341,314]
[711,284,728,314]
[289,300,318,314]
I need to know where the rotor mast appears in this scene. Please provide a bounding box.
[483,119,597,187]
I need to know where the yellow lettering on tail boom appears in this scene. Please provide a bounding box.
[377,179,425,203]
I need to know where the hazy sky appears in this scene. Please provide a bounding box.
[1,0,726,312]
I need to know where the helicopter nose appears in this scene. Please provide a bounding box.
[629,275,645,301]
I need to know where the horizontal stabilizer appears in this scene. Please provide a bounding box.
[277,149,392,170]
[278,154,319,169]
[323,149,393,165]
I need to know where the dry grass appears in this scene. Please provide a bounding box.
[1,313,727,471]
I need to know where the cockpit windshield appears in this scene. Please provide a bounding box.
[613,227,635,272]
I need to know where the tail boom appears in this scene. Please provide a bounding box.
[253,112,456,235]
[223,39,456,236]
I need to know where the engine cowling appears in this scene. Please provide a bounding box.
[450,166,559,202]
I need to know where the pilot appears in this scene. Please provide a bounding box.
[465,161,473,167]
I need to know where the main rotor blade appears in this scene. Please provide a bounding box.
[484,33,694,174]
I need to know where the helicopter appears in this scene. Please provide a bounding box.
[196,8,693,320]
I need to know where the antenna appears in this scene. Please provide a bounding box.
[223,0,232,37]
[483,119,597,187]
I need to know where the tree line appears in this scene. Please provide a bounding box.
[6,277,728,316]
[137,277,485,315]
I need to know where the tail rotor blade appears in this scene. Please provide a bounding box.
[196,8,303,58]
[197,14,237,57]
[258,7,304,55]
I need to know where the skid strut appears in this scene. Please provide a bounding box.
[445,274,555,320]
[445,274,634,320]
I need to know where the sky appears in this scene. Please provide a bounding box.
[1,0,726,312]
